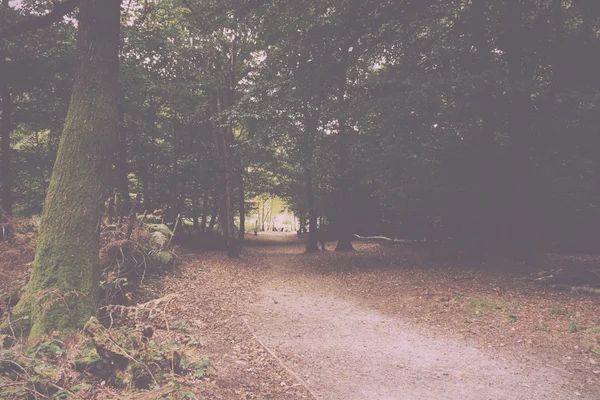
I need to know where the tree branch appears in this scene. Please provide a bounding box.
[0,0,78,40]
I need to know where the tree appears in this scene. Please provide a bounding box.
[8,0,121,338]
[0,0,12,217]
[3,0,600,273]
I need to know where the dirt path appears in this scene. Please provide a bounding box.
[161,233,599,399]
[252,288,570,400]
[242,234,586,400]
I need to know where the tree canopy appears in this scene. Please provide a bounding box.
[1,0,600,335]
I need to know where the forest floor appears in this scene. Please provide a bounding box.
[145,232,600,399]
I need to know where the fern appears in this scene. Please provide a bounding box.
[150,231,168,248]
[149,250,173,267]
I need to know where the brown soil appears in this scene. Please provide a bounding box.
[148,233,600,399]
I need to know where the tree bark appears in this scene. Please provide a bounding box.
[9,0,121,339]
[192,183,199,233]
[269,197,274,231]
[504,0,536,254]
[303,106,319,253]
[210,90,239,257]
[200,190,209,233]
[238,171,245,242]
[334,46,354,252]
[138,154,151,212]
[149,102,157,211]
[208,200,218,233]
[0,0,12,216]
[34,130,47,200]
[261,199,265,231]
[115,103,129,199]
[466,0,498,250]
[470,0,496,152]
[177,180,186,228]
[169,112,180,223]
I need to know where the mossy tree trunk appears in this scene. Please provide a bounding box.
[10,0,121,339]
[0,0,13,217]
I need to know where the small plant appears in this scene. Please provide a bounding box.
[172,319,191,333]
[180,391,198,400]
[0,316,209,399]
[191,358,211,379]
[550,306,570,317]
[468,298,519,321]
[569,320,580,333]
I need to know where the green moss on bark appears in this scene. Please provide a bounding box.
[7,0,121,339]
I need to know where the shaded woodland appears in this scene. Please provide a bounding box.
[0,0,600,396]
[1,0,599,254]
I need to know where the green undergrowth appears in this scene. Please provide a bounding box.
[467,297,522,323]
[1,219,205,398]
[99,222,176,307]
[2,218,177,319]
[0,316,210,399]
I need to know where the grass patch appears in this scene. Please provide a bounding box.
[467,297,521,323]
[569,320,581,333]
[550,306,571,317]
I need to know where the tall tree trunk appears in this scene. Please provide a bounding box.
[149,99,157,212]
[210,91,238,256]
[261,199,265,231]
[470,0,495,146]
[269,197,274,231]
[208,199,218,233]
[192,183,199,233]
[0,0,12,217]
[303,106,319,252]
[228,40,243,247]
[115,103,129,198]
[177,180,186,224]
[10,0,121,338]
[169,113,180,223]
[200,190,208,233]
[138,154,151,212]
[467,0,498,250]
[504,0,536,254]
[335,46,354,252]
[35,130,47,200]
[238,171,245,242]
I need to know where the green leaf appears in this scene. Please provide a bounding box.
[70,383,93,392]
[179,356,190,370]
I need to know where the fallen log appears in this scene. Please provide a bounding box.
[352,234,422,246]
[547,284,600,295]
